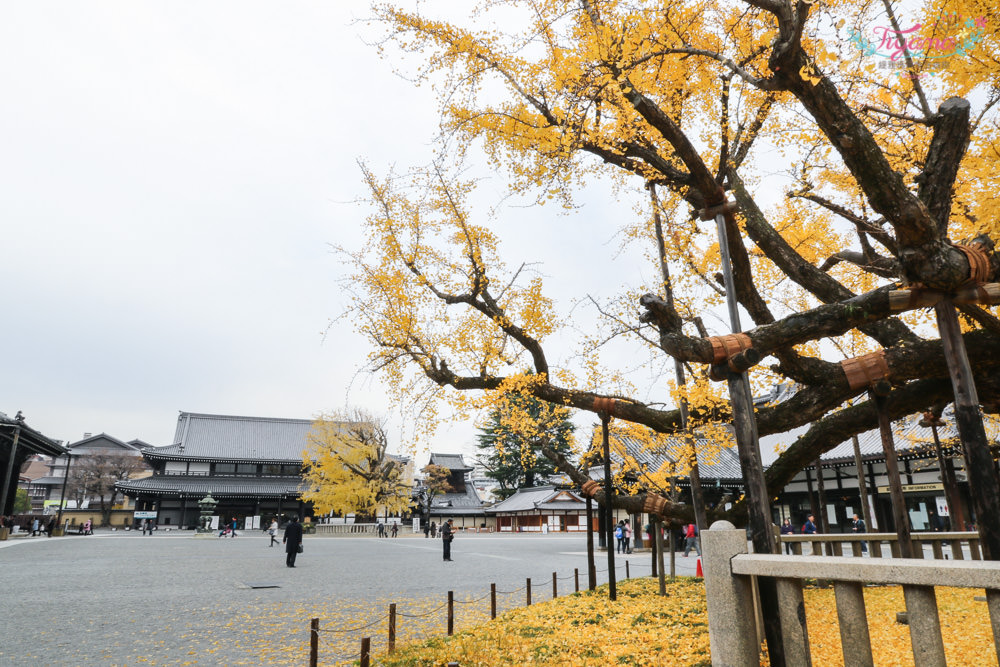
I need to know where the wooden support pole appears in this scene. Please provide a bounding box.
[626,560,630,579]
[650,517,658,577]
[490,583,497,619]
[552,572,558,599]
[309,618,319,667]
[360,637,370,667]
[447,591,454,635]
[655,516,667,594]
[871,390,914,559]
[602,415,617,601]
[712,207,784,666]
[852,435,876,550]
[526,578,532,606]
[574,568,579,593]
[388,603,396,654]
[815,458,829,538]
[585,496,596,590]
[926,419,966,532]
[934,299,1000,559]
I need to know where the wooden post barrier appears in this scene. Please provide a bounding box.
[526,578,532,606]
[574,568,579,593]
[552,572,557,599]
[491,583,497,619]
[388,603,396,654]
[309,618,319,667]
[447,591,454,635]
[626,560,630,579]
[360,637,370,667]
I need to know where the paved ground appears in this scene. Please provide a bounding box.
[0,530,699,666]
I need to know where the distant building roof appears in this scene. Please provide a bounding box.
[145,412,329,463]
[486,486,586,514]
[116,475,303,499]
[428,453,472,472]
[66,433,145,454]
[592,431,744,483]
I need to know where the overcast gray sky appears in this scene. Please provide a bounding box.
[1,2,655,460]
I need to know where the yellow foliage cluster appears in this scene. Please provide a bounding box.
[300,413,414,518]
[378,578,998,667]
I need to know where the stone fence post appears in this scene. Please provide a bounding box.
[703,520,758,667]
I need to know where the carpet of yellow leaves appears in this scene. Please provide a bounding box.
[375,579,997,667]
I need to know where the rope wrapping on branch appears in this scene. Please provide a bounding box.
[840,350,890,391]
[706,333,752,364]
[592,396,617,416]
[580,480,601,498]
[642,494,668,516]
[957,243,991,284]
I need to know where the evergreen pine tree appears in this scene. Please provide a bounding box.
[475,394,575,500]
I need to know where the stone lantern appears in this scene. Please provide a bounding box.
[196,493,218,533]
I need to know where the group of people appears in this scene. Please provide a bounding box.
[614,519,633,554]
[376,521,399,537]
[423,521,437,538]
[2,516,59,537]
[780,513,868,554]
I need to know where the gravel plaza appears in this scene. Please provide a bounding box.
[0,530,700,666]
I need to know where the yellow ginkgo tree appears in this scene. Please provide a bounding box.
[343,0,1000,579]
[301,410,414,520]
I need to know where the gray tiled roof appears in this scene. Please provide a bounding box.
[116,475,303,498]
[148,412,330,462]
[601,432,744,481]
[429,453,472,471]
[486,486,585,513]
[431,484,485,509]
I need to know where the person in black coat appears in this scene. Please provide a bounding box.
[283,516,303,568]
[441,519,454,561]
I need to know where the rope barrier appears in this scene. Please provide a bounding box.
[495,586,527,595]
[397,602,449,619]
[451,591,493,604]
[316,614,389,634]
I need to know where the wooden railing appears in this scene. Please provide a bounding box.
[779,531,982,560]
[705,521,1000,666]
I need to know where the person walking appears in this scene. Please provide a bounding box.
[683,522,701,557]
[430,521,437,538]
[423,521,430,538]
[614,521,624,553]
[32,518,40,536]
[780,518,796,554]
[851,513,868,553]
[46,517,55,537]
[230,517,239,538]
[441,519,455,561]
[390,522,398,538]
[803,514,817,535]
[268,518,279,547]
[624,520,633,554]
[283,516,303,568]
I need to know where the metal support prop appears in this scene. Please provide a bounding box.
[655,516,667,593]
[712,209,784,666]
[602,415,617,601]
[935,299,1000,560]
[56,451,73,530]
[815,458,829,537]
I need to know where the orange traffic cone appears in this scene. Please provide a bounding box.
[696,557,703,578]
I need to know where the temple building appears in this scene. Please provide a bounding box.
[116,412,317,528]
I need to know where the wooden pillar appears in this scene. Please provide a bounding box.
[871,390,914,558]
[601,415,616,601]
[852,435,875,549]
[709,202,783,663]
[924,416,967,532]
[935,299,1000,559]
[815,458,829,534]
[585,496,596,590]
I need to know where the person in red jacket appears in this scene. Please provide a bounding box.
[683,522,700,557]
